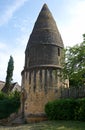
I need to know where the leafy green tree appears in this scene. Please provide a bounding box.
[63,34,85,87]
[5,56,14,91]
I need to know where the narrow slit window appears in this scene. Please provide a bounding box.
[29,71,31,84]
[58,48,60,56]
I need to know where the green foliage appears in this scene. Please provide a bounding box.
[75,98,85,121]
[0,91,7,100]
[5,56,14,92]
[45,98,85,121]
[83,34,85,41]
[0,91,20,119]
[45,99,76,120]
[63,34,85,87]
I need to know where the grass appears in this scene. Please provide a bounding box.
[0,120,85,130]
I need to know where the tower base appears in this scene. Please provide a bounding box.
[25,113,48,123]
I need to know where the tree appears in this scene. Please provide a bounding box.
[63,34,85,87]
[5,56,14,91]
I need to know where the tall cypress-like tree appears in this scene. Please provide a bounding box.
[5,56,14,91]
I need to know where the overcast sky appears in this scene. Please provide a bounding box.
[0,0,85,84]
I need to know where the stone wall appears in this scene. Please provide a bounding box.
[21,68,62,122]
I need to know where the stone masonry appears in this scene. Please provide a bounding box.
[21,4,64,122]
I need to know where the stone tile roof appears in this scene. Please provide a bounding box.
[26,3,64,51]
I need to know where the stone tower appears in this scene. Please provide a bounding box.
[21,4,64,122]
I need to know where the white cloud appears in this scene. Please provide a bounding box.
[0,0,28,26]
[0,17,30,84]
[0,35,27,84]
[0,49,10,83]
[12,35,28,84]
[1,0,85,84]
[0,42,7,50]
[0,40,14,83]
[12,48,24,84]
[0,42,24,84]
[59,0,85,47]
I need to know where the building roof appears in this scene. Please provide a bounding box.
[26,3,64,51]
[1,82,21,93]
[0,81,5,90]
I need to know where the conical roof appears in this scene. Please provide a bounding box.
[27,4,64,48]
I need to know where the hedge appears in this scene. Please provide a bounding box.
[75,98,85,121]
[45,98,85,121]
[0,91,20,119]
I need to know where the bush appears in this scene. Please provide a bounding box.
[0,91,7,100]
[0,91,20,119]
[45,99,76,120]
[45,98,85,121]
[75,98,85,121]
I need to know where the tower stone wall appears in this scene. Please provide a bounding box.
[21,4,64,122]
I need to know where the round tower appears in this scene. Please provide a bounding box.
[21,4,64,122]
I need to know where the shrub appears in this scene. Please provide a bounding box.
[45,99,76,120]
[0,91,7,100]
[45,98,85,121]
[0,91,20,119]
[75,98,85,121]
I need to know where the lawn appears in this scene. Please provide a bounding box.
[0,120,85,130]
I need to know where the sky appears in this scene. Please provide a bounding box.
[0,0,85,84]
